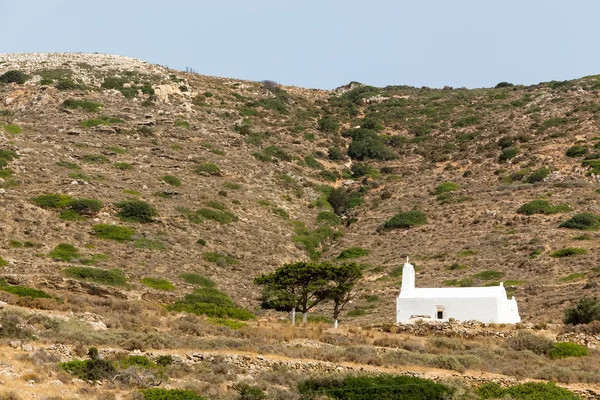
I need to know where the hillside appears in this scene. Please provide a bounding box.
[1,53,600,399]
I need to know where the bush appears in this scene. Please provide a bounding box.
[180,273,216,287]
[526,167,551,183]
[478,382,579,400]
[62,99,103,112]
[140,389,206,400]
[0,257,8,267]
[118,355,156,369]
[508,332,554,355]
[235,384,266,400]
[547,342,589,359]
[141,277,175,291]
[197,208,237,224]
[383,211,427,230]
[49,243,80,262]
[298,374,453,400]
[167,287,254,320]
[0,70,28,84]
[499,147,519,162]
[64,267,127,286]
[114,162,133,170]
[550,248,587,257]
[82,154,109,164]
[566,145,588,157]
[59,349,116,382]
[317,117,339,133]
[434,182,459,195]
[116,200,157,223]
[517,199,570,215]
[0,279,53,299]
[93,224,135,241]
[203,252,238,265]
[32,193,72,209]
[67,199,102,216]
[1,124,22,134]
[564,296,600,325]
[495,81,514,88]
[347,131,396,161]
[316,211,340,226]
[559,213,600,230]
[338,247,369,259]
[194,163,221,176]
[328,147,345,161]
[162,175,181,186]
[351,162,379,178]
[473,270,504,280]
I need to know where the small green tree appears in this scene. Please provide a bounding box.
[325,263,363,328]
[116,199,157,223]
[564,296,600,325]
[255,262,332,325]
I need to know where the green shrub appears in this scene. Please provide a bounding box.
[526,167,551,183]
[116,200,157,223]
[351,162,379,178]
[434,182,459,195]
[551,248,587,257]
[517,200,570,215]
[559,213,600,230]
[32,193,72,209]
[162,175,181,186]
[118,355,157,369]
[114,162,133,170]
[203,252,238,265]
[478,382,579,400]
[443,278,474,287]
[175,119,189,128]
[560,272,586,282]
[140,389,206,400]
[141,277,175,291]
[347,130,396,161]
[223,182,242,190]
[566,145,588,157]
[56,160,80,169]
[298,374,453,400]
[134,237,165,250]
[508,332,554,355]
[67,199,103,216]
[209,318,247,330]
[82,154,109,164]
[197,208,237,224]
[316,211,340,226]
[547,342,589,359]
[499,147,519,162]
[292,222,339,259]
[194,163,221,176]
[383,211,427,230]
[64,267,127,286]
[328,147,345,160]
[60,354,116,382]
[93,224,135,241]
[473,270,504,280]
[0,256,7,267]
[564,296,600,325]
[447,263,469,271]
[1,124,22,134]
[62,99,103,112]
[49,243,80,262]
[0,70,28,84]
[168,287,254,320]
[180,273,215,288]
[337,247,369,259]
[454,115,479,127]
[317,117,339,133]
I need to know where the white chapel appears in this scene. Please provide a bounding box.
[396,260,520,324]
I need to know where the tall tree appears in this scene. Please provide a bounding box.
[255,262,331,325]
[326,263,363,328]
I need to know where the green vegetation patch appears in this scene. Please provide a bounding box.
[499,147,519,162]
[0,70,28,84]
[49,243,80,262]
[141,277,175,291]
[194,162,221,176]
[197,208,237,224]
[478,382,580,400]
[0,256,7,267]
[299,374,454,400]
[566,145,588,157]
[134,237,165,250]
[116,200,157,223]
[56,160,80,169]
[517,199,570,215]
[93,224,135,241]
[64,267,127,286]
[114,162,133,170]
[1,124,22,134]
[316,211,340,226]
[292,221,340,259]
[559,213,600,230]
[0,279,53,299]
[203,252,239,265]
[162,175,181,186]
[551,248,587,258]
[337,247,369,260]
[140,388,206,400]
[525,167,551,183]
[168,287,254,320]
[253,145,291,163]
[435,181,459,195]
[560,272,586,282]
[208,317,247,330]
[82,154,109,164]
[383,211,427,230]
[547,342,588,359]
[179,273,216,288]
[473,270,505,281]
[62,99,103,112]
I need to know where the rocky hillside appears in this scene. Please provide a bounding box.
[0,52,599,327]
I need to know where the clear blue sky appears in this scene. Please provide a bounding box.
[2,0,597,89]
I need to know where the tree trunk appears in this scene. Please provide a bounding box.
[291,307,296,326]
[334,319,338,329]
[302,312,308,326]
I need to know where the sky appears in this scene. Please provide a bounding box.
[1,0,598,89]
